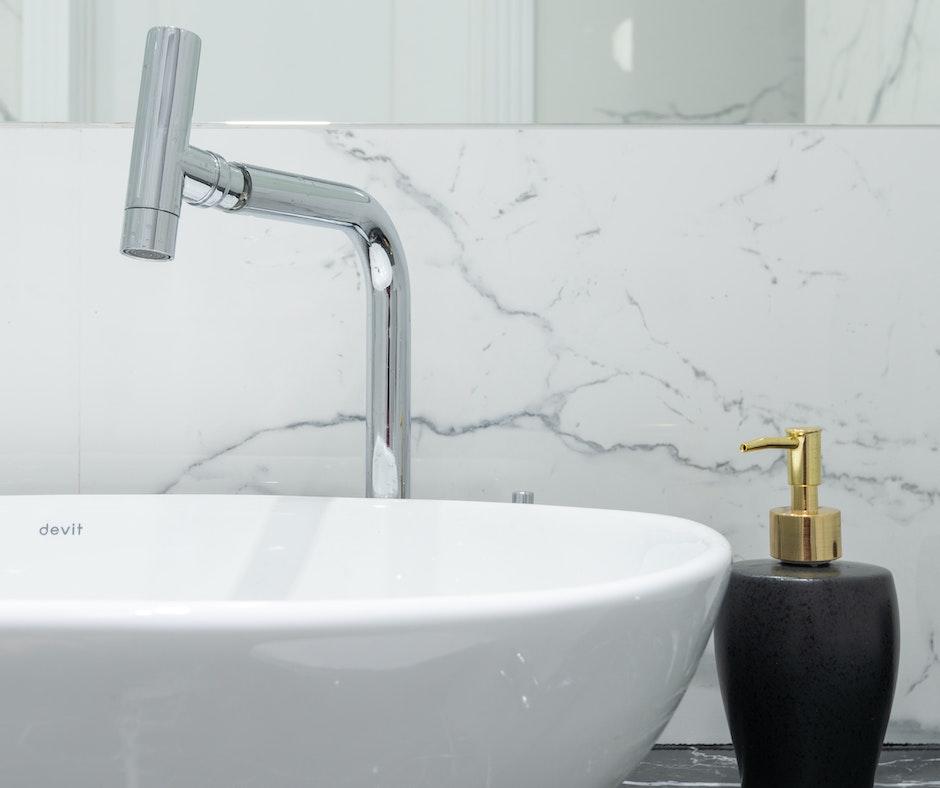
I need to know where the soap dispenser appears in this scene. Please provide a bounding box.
[714,427,899,788]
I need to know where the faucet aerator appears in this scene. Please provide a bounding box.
[121,206,179,261]
[124,249,172,261]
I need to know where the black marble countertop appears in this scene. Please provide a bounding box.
[623,746,940,786]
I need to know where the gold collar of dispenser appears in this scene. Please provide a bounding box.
[740,427,842,564]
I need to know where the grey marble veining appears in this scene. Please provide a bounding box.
[624,746,940,786]
[0,124,939,744]
[806,0,940,123]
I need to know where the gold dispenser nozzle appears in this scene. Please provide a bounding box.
[740,426,841,564]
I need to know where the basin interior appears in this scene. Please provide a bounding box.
[0,495,724,603]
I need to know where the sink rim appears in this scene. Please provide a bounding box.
[0,494,731,630]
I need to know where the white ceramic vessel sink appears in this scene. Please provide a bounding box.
[0,495,729,788]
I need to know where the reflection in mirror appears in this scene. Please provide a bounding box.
[0,0,935,125]
[537,0,804,123]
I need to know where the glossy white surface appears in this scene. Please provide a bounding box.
[0,495,729,787]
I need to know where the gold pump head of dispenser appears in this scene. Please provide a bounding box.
[740,426,842,564]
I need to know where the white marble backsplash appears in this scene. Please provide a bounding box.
[1,124,939,743]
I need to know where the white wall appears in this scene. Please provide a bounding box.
[1,124,939,744]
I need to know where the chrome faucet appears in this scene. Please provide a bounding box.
[120,27,411,498]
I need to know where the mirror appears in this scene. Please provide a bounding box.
[0,0,931,125]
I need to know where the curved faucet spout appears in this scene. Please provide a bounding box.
[120,27,411,498]
[234,163,412,499]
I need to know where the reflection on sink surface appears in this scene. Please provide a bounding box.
[0,495,730,788]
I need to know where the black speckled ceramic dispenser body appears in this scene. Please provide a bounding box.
[714,559,899,788]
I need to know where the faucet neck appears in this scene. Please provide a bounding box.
[235,161,412,499]
[185,150,413,498]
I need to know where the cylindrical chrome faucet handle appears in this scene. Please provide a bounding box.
[512,491,535,504]
[121,27,201,261]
